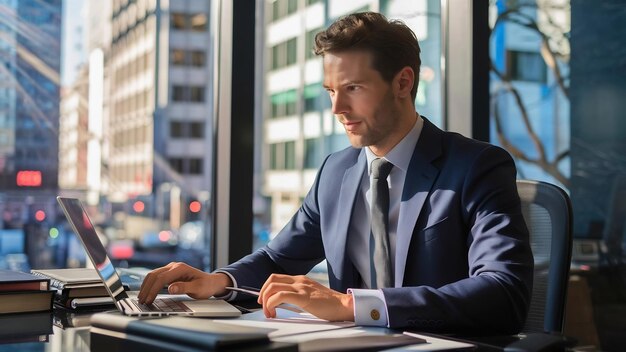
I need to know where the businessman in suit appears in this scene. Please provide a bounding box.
[139,12,533,334]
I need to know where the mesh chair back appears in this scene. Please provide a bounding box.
[517,180,573,333]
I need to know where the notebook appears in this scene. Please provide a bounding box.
[57,196,241,318]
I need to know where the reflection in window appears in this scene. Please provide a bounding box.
[171,86,205,102]
[189,122,204,138]
[189,87,204,102]
[284,141,296,170]
[305,28,322,59]
[268,142,296,170]
[271,38,298,70]
[188,158,203,174]
[170,121,183,138]
[169,158,184,173]
[171,49,185,65]
[171,13,186,29]
[191,51,205,66]
[190,14,207,31]
[272,0,298,22]
[304,138,321,169]
[269,143,278,170]
[172,86,185,101]
[507,50,547,83]
[489,1,569,187]
[270,89,297,118]
[170,50,205,67]
[304,83,324,112]
[171,13,207,32]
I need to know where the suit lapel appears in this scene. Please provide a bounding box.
[395,118,443,286]
[327,150,366,286]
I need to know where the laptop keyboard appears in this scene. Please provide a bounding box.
[130,297,191,313]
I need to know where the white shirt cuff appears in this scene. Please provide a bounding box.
[348,288,389,327]
[212,270,238,301]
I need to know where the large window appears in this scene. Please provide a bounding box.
[170,13,207,31]
[255,0,443,284]
[270,38,297,70]
[490,1,626,349]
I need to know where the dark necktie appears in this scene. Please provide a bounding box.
[370,158,394,289]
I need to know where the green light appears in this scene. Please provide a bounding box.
[49,227,59,239]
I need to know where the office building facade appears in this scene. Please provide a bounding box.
[105,0,212,224]
[0,0,62,226]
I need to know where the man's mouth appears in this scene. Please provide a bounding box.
[343,121,361,132]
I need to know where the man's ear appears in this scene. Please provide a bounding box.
[394,67,415,99]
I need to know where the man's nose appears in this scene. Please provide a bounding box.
[331,92,349,115]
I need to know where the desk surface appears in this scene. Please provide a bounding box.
[0,307,483,352]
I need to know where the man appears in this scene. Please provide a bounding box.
[139,12,533,334]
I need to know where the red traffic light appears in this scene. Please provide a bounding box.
[35,210,46,222]
[189,201,201,213]
[133,200,145,213]
[17,170,42,187]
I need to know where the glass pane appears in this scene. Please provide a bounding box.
[171,13,186,29]
[489,0,569,192]
[385,0,442,126]
[170,49,186,65]
[0,1,214,273]
[190,51,205,67]
[190,14,207,31]
[490,1,626,349]
[254,1,444,287]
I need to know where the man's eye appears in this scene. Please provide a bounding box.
[347,85,360,92]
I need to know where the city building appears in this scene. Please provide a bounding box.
[0,0,62,227]
[106,0,212,227]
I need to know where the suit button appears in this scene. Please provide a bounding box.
[370,309,380,320]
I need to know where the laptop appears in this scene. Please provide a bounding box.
[57,196,241,318]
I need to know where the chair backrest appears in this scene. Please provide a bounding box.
[516,180,573,333]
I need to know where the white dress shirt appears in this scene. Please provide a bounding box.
[348,115,423,326]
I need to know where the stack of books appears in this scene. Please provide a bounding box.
[30,268,114,310]
[0,270,54,343]
[0,269,55,314]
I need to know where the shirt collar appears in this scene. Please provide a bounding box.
[366,114,424,175]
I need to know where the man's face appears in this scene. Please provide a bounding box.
[323,50,403,156]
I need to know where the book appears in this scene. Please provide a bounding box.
[90,312,283,351]
[0,269,49,292]
[0,290,55,314]
[0,311,52,342]
[67,296,114,310]
[30,267,144,297]
[30,268,103,289]
[90,327,298,352]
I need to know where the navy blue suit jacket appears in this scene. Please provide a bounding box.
[223,118,533,334]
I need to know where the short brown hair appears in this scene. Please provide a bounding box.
[314,12,421,100]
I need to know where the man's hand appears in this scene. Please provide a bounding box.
[258,274,354,322]
[137,262,231,305]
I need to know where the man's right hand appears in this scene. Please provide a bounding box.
[137,262,232,305]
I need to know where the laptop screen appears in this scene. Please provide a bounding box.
[57,197,129,302]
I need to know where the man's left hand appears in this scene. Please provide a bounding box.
[258,274,354,322]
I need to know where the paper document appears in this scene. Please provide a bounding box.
[213,307,354,338]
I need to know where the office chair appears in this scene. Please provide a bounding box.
[516,179,573,334]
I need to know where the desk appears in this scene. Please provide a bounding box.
[0,307,488,352]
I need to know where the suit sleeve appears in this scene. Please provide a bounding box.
[382,146,534,334]
[218,156,330,291]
